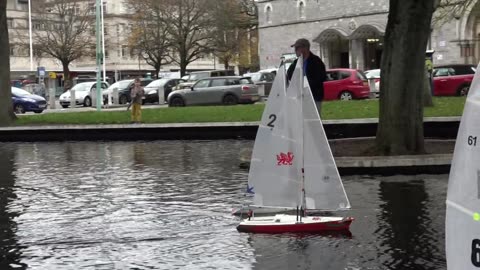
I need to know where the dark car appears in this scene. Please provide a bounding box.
[103,78,153,104]
[433,64,476,96]
[12,87,47,114]
[143,78,186,104]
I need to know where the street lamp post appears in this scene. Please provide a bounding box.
[28,0,33,72]
[101,0,106,82]
[95,0,102,111]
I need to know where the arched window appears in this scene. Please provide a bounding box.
[299,1,306,19]
[266,6,272,24]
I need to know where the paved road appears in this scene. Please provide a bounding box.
[20,98,267,115]
[20,100,168,115]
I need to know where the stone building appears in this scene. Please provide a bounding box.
[255,0,480,71]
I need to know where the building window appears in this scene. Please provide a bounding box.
[266,6,272,24]
[33,21,42,30]
[104,49,109,59]
[9,45,15,56]
[121,45,128,58]
[16,0,28,11]
[7,19,13,29]
[102,1,108,14]
[34,48,42,58]
[299,1,306,20]
[17,45,29,57]
[130,48,139,59]
[67,4,79,15]
[88,3,96,15]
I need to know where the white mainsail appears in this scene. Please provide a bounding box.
[446,63,480,269]
[302,76,351,211]
[248,62,302,208]
[247,56,350,211]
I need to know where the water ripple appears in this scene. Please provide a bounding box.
[0,141,447,270]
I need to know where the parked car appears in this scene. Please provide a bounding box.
[23,83,47,98]
[364,69,381,81]
[103,78,153,104]
[324,69,370,101]
[168,76,260,107]
[364,69,381,97]
[176,70,236,90]
[243,72,276,96]
[59,81,109,108]
[12,87,47,114]
[143,78,186,104]
[433,64,476,96]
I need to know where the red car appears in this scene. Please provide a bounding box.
[324,69,370,101]
[433,65,476,96]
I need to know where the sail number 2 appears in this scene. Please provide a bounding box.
[267,114,277,128]
[469,136,478,147]
[472,239,480,267]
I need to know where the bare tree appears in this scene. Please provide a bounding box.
[0,1,15,125]
[31,0,94,91]
[211,0,258,70]
[127,0,172,77]
[161,0,215,76]
[211,0,242,70]
[433,0,471,25]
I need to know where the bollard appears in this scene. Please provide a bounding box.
[258,84,266,97]
[70,89,76,108]
[49,88,56,110]
[368,78,377,99]
[107,90,112,106]
[91,89,97,107]
[158,88,165,104]
[112,88,119,105]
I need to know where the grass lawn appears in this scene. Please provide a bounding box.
[15,97,466,126]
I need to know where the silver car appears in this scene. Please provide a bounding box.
[243,72,275,96]
[168,76,260,107]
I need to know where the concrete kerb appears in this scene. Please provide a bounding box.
[335,154,452,175]
[0,118,460,175]
[0,117,462,142]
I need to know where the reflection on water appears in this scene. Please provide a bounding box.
[0,145,26,269]
[0,141,447,269]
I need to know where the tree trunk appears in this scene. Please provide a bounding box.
[376,0,435,155]
[224,58,229,70]
[180,57,187,77]
[0,2,15,126]
[155,64,161,79]
[62,62,72,92]
[423,66,434,107]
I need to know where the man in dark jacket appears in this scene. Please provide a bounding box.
[287,38,327,115]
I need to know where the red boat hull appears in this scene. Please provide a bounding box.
[237,217,354,234]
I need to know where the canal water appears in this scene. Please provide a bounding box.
[0,141,446,270]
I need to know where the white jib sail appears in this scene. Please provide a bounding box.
[302,75,351,211]
[446,62,480,269]
[248,59,304,208]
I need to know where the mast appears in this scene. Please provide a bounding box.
[300,56,306,213]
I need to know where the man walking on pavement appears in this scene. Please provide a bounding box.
[287,38,327,116]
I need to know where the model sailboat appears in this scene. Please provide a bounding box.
[236,57,353,233]
[446,63,480,269]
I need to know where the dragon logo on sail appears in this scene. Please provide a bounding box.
[276,152,294,166]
